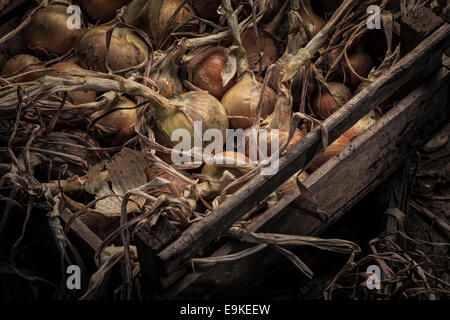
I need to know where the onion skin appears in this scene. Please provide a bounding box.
[308,135,350,172]
[90,97,137,146]
[152,91,229,149]
[49,62,97,104]
[221,73,277,129]
[79,0,131,22]
[21,4,85,57]
[140,0,194,48]
[193,0,221,21]
[1,54,46,82]
[145,167,190,197]
[189,46,235,100]
[312,82,352,119]
[78,26,149,73]
[244,128,304,159]
[242,29,278,73]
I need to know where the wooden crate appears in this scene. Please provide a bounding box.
[1,1,449,299]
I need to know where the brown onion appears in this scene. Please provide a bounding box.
[49,62,97,105]
[90,97,137,146]
[244,128,304,159]
[151,48,185,98]
[79,0,131,22]
[308,135,350,172]
[193,0,221,21]
[21,3,85,57]
[345,40,374,90]
[201,151,251,180]
[242,28,278,73]
[186,46,235,100]
[299,0,326,38]
[312,82,352,119]
[1,54,46,82]
[78,26,149,73]
[221,72,277,129]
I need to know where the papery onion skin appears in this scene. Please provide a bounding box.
[49,62,97,105]
[79,0,131,22]
[221,73,277,129]
[152,70,185,98]
[312,82,352,119]
[307,135,350,172]
[90,97,138,146]
[21,4,85,57]
[78,26,149,73]
[1,54,46,82]
[190,46,235,100]
[242,29,278,73]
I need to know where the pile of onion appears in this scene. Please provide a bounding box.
[21,3,85,57]
[312,82,352,119]
[183,46,235,100]
[1,54,46,82]
[79,0,131,22]
[48,61,97,105]
[78,26,149,73]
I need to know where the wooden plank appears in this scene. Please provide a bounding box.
[157,24,450,274]
[164,66,450,298]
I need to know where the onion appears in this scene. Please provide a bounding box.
[1,54,45,82]
[193,0,221,21]
[221,72,277,129]
[242,28,278,73]
[299,0,326,38]
[151,48,185,98]
[308,135,350,172]
[244,128,304,159]
[49,62,97,105]
[129,0,195,48]
[79,0,131,22]
[345,39,374,90]
[90,97,138,146]
[151,91,229,149]
[185,46,235,100]
[78,26,149,73]
[312,82,352,119]
[21,3,84,57]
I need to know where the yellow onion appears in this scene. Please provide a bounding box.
[193,0,221,21]
[345,39,374,90]
[299,0,326,38]
[244,128,304,159]
[221,72,277,129]
[312,82,352,119]
[78,26,149,73]
[90,97,137,146]
[151,91,229,149]
[308,135,350,172]
[128,0,195,48]
[242,28,278,73]
[151,48,185,98]
[1,54,46,82]
[49,62,97,104]
[79,0,131,22]
[21,3,85,57]
[185,46,235,100]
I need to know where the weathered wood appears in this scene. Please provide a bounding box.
[157,24,450,275]
[133,215,181,291]
[164,66,450,298]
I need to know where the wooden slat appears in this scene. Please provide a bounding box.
[158,23,450,273]
[164,66,450,298]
